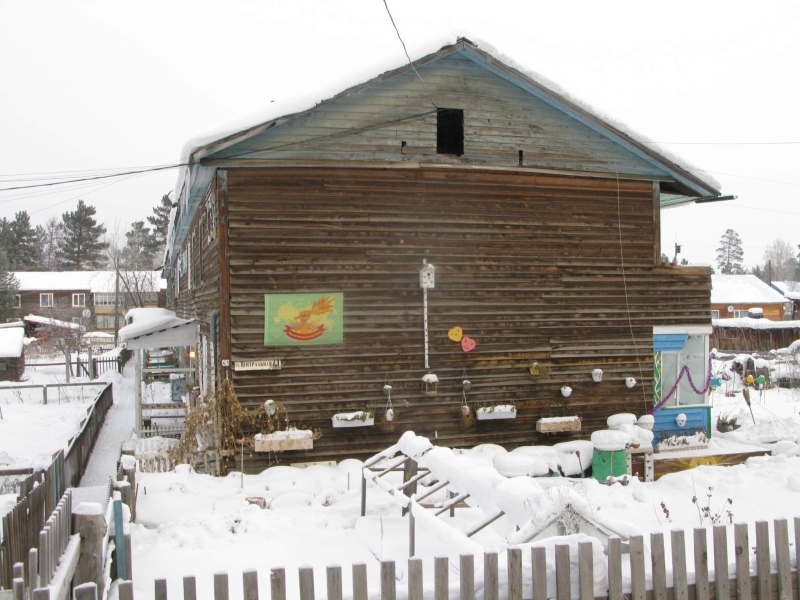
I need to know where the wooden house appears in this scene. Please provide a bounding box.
[710,274,788,321]
[164,39,723,468]
[0,326,26,381]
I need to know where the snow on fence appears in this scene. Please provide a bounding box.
[63,383,114,489]
[135,517,799,600]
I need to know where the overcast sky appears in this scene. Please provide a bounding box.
[1,0,798,270]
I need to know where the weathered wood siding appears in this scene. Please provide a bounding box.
[225,167,710,467]
[169,180,221,339]
[206,52,671,180]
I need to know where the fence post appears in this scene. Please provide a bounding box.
[270,568,286,600]
[713,525,730,600]
[694,528,710,600]
[183,576,197,600]
[88,347,94,379]
[775,519,791,600]
[298,567,314,600]
[671,529,688,600]
[734,523,751,600]
[755,521,770,600]
[485,552,499,600]
[508,548,523,600]
[381,561,396,600]
[214,572,229,600]
[154,579,167,600]
[71,502,107,598]
[118,581,134,600]
[74,582,98,600]
[578,542,593,600]
[531,547,547,600]
[352,564,367,600]
[409,558,423,600]
[459,555,473,600]
[607,536,622,600]
[555,545,571,600]
[28,548,38,600]
[113,499,127,581]
[629,535,645,600]
[13,576,24,600]
[326,565,342,600]
[42,385,47,405]
[650,532,666,600]
[434,557,447,600]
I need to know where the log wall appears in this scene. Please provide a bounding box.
[220,166,711,468]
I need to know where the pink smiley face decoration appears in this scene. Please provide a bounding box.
[461,337,476,352]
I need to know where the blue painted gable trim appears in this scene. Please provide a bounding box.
[653,333,688,352]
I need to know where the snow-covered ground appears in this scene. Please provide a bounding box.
[125,351,800,600]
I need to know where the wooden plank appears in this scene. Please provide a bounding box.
[713,526,730,600]
[217,170,232,380]
[607,536,622,600]
[734,523,751,600]
[244,570,259,600]
[299,567,315,600]
[183,576,197,600]
[326,565,342,600]
[756,521,771,600]
[459,555,474,600]
[352,564,368,600]
[381,561,396,600]
[531,547,547,600]
[73,584,97,600]
[694,528,710,600]
[774,519,791,600]
[794,518,800,600]
[409,558,423,600]
[214,572,229,600]
[651,532,666,600]
[434,556,448,600]
[270,568,286,600]
[154,579,168,600]
[484,552,498,600]
[671,529,688,600]
[555,545,571,600]
[118,581,134,600]
[629,535,645,600]
[508,548,523,600]
[578,542,593,600]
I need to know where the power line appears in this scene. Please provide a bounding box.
[644,141,800,146]
[0,163,187,192]
[380,0,436,108]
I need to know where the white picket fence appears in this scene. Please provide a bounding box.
[132,517,800,600]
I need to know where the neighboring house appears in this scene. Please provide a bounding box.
[770,281,800,320]
[710,274,788,321]
[162,38,724,467]
[13,271,167,335]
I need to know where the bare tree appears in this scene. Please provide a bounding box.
[762,239,798,281]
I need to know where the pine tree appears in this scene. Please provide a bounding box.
[123,221,160,269]
[57,200,109,270]
[37,217,65,270]
[716,229,745,274]
[0,249,20,322]
[147,193,173,246]
[6,211,40,271]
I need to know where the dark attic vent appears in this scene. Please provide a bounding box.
[437,108,464,156]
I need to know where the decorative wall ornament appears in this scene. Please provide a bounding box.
[461,337,476,352]
[560,386,572,397]
[625,377,637,388]
[476,404,517,420]
[591,369,603,382]
[264,292,343,346]
[448,326,463,342]
[421,373,439,395]
[529,362,550,377]
[420,260,435,369]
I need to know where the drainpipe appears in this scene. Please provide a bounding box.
[210,310,219,384]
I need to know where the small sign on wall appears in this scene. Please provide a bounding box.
[234,359,282,371]
[264,292,343,346]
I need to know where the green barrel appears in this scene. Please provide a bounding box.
[592,450,627,481]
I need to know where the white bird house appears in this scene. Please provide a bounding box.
[420,261,435,289]
[421,372,439,394]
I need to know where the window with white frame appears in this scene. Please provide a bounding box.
[94,293,115,306]
[733,310,748,318]
[711,310,720,319]
[40,293,53,308]
[95,315,116,329]
[13,294,20,308]
[72,293,86,307]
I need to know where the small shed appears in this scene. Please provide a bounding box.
[0,327,26,381]
[711,275,788,321]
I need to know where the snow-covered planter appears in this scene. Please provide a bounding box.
[332,411,374,428]
[476,404,517,420]
[254,428,314,452]
[536,416,581,433]
[657,431,709,452]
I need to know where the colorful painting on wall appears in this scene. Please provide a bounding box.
[264,293,343,346]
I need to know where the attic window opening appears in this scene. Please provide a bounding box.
[437,108,463,156]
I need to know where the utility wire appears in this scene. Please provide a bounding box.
[0,163,188,192]
[381,0,437,108]
[643,141,800,146]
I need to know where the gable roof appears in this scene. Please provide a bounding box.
[165,37,723,274]
[711,275,788,305]
[14,271,167,293]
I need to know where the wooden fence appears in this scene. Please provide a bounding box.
[136,517,800,600]
[1,383,112,588]
[63,383,114,489]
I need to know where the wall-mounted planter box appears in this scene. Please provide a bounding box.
[536,416,581,433]
[476,405,517,421]
[254,429,314,452]
[332,411,375,428]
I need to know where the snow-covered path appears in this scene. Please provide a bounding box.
[73,361,136,505]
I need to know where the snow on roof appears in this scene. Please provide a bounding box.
[23,314,84,331]
[713,317,800,330]
[711,275,788,305]
[82,331,115,339]
[13,271,167,293]
[0,327,24,358]
[0,321,25,329]
[119,308,193,341]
